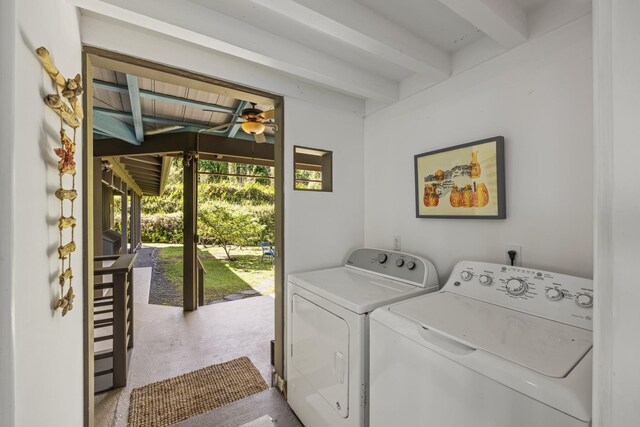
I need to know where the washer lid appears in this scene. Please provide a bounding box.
[389,292,593,378]
[289,267,429,314]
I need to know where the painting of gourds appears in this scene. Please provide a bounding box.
[415,137,505,219]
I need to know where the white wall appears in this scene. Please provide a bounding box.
[593,1,640,425]
[79,15,365,274]
[284,98,364,272]
[364,16,593,281]
[0,0,16,424]
[11,1,84,426]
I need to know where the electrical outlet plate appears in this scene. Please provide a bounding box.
[505,245,522,266]
[393,236,401,251]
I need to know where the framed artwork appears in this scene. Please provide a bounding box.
[414,136,505,219]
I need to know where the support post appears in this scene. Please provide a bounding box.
[112,271,127,388]
[183,157,198,311]
[129,193,135,253]
[121,185,128,254]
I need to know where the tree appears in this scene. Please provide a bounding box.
[198,201,265,260]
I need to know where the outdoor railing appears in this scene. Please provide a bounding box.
[93,253,137,391]
[197,256,206,307]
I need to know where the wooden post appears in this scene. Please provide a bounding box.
[121,185,128,254]
[183,158,198,311]
[197,256,205,307]
[129,192,141,253]
[112,271,128,388]
[127,268,134,349]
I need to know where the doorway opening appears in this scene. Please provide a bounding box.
[83,48,285,425]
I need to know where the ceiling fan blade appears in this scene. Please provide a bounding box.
[254,133,267,143]
[203,122,240,132]
[259,109,275,120]
[144,125,184,136]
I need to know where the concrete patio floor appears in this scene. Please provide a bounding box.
[95,267,275,427]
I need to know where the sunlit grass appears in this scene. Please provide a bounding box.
[156,245,274,302]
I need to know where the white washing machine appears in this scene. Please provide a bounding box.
[370,261,593,427]
[286,248,439,427]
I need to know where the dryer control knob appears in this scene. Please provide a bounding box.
[479,275,492,286]
[406,261,416,270]
[377,253,388,264]
[460,271,473,281]
[506,278,528,296]
[396,259,405,267]
[575,293,593,308]
[546,288,564,301]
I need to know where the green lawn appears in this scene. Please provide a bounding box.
[157,245,274,303]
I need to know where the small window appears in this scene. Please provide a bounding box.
[294,146,333,191]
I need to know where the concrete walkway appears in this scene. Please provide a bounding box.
[95,267,275,427]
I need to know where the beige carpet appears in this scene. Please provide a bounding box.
[128,357,268,427]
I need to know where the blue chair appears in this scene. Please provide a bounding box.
[261,242,275,263]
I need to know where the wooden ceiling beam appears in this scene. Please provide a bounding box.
[125,74,145,143]
[95,132,275,162]
[124,168,161,180]
[129,155,163,165]
[439,0,527,49]
[104,157,143,196]
[255,0,450,78]
[94,132,192,157]
[119,159,162,172]
[93,80,237,114]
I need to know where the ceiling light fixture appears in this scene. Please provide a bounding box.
[241,120,266,135]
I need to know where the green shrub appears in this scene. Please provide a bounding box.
[141,212,183,243]
[137,160,275,247]
[198,201,266,260]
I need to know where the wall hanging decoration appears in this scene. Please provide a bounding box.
[36,46,83,316]
[414,136,506,219]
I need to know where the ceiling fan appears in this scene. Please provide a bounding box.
[206,102,277,143]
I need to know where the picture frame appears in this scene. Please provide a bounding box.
[414,136,505,219]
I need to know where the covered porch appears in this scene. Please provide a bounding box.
[95,264,276,426]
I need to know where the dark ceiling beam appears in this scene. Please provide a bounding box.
[119,160,162,173]
[94,132,192,157]
[95,133,275,163]
[93,80,236,114]
[122,161,160,171]
[122,168,161,180]
[126,155,163,165]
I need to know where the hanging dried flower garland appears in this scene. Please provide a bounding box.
[36,47,84,316]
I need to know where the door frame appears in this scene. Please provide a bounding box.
[82,47,285,426]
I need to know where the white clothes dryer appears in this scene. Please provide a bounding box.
[370,261,593,427]
[286,248,439,427]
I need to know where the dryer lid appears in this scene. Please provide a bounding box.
[289,267,429,314]
[389,292,593,378]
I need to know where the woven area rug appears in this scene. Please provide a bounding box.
[128,357,268,427]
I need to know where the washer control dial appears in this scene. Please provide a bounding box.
[575,293,593,308]
[460,271,473,281]
[395,258,404,267]
[478,275,492,286]
[406,261,416,270]
[506,278,528,296]
[546,288,564,301]
[377,253,388,264]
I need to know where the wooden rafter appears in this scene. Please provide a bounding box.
[104,157,143,196]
